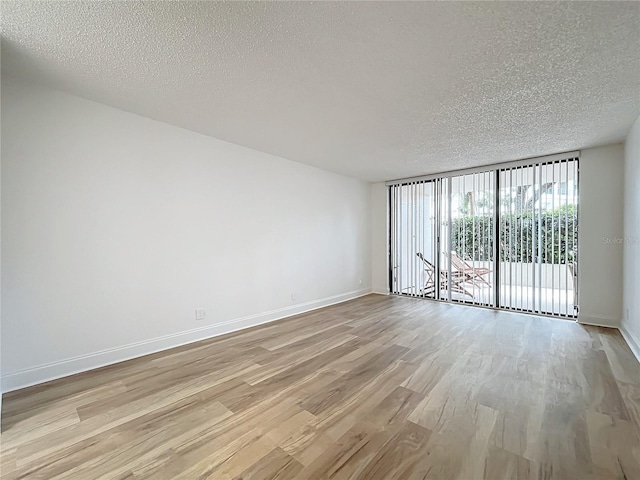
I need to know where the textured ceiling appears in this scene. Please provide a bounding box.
[2,1,639,182]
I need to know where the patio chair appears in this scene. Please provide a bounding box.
[449,251,492,287]
[416,252,474,298]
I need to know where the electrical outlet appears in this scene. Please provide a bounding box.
[359,278,363,285]
[291,292,297,303]
[195,308,205,321]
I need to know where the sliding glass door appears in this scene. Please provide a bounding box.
[499,159,579,316]
[389,154,579,319]
[389,181,438,298]
[444,171,496,307]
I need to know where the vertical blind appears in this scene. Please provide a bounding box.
[388,154,579,319]
[389,180,438,299]
[498,158,579,317]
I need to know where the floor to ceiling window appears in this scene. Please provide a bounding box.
[389,153,579,319]
[389,180,438,299]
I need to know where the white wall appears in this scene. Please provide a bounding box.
[0,75,3,422]
[1,78,372,392]
[578,144,625,327]
[622,116,640,360]
[371,183,388,293]
[370,145,626,327]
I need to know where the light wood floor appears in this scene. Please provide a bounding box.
[1,294,639,479]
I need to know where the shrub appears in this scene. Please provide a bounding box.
[450,205,577,264]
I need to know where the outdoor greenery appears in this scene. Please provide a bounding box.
[450,205,577,264]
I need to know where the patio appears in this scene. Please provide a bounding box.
[402,260,577,317]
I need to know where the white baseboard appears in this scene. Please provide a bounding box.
[620,324,640,364]
[577,314,620,328]
[1,288,372,393]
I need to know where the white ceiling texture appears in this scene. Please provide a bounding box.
[2,1,639,182]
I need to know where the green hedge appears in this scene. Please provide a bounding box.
[450,205,577,264]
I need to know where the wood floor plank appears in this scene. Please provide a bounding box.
[537,379,593,479]
[617,381,640,440]
[349,421,432,479]
[298,345,410,416]
[2,294,639,479]
[599,329,640,385]
[232,447,303,480]
[586,409,640,480]
[482,446,539,480]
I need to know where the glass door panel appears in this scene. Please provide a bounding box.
[499,159,578,317]
[446,171,496,307]
[389,181,438,298]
